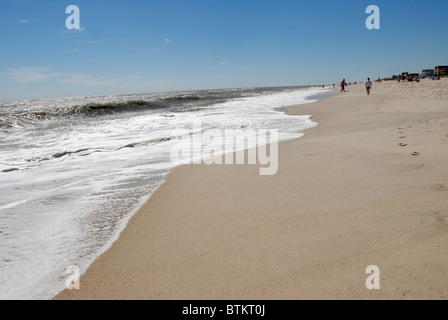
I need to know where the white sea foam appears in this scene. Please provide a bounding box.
[0,86,331,299]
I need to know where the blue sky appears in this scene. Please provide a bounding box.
[1,0,447,100]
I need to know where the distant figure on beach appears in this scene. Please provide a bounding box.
[340,79,346,92]
[365,78,372,95]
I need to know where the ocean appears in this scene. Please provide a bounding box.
[0,85,331,299]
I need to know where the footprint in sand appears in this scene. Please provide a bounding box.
[432,184,447,191]
[399,136,407,139]
[412,152,420,156]
[399,143,407,146]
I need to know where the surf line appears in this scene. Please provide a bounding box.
[170,121,279,176]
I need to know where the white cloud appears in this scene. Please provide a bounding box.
[5,67,63,83]
[59,74,122,86]
[17,19,30,24]
[163,38,171,45]
[5,67,122,86]
[219,61,231,65]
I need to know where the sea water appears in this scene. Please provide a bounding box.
[0,86,330,299]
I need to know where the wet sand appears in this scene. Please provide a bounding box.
[56,79,448,300]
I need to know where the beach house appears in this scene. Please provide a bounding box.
[434,66,448,77]
[420,69,434,78]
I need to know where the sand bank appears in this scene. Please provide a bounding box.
[56,79,448,300]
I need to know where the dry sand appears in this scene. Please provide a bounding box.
[56,79,448,300]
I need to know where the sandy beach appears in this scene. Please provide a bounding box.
[55,79,448,300]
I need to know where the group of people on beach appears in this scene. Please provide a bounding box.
[340,78,372,95]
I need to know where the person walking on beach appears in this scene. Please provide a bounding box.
[365,78,372,95]
[340,79,346,92]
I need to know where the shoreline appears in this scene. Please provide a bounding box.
[52,87,331,300]
[55,79,448,300]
